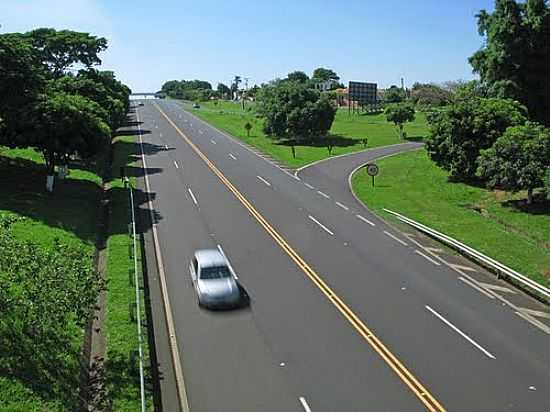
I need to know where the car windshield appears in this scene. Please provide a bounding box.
[200,265,231,280]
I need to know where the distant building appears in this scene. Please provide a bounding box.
[314,79,339,92]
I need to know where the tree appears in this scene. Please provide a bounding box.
[411,83,451,107]
[312,67,340,82]
[217,82,231,99]
[544,168,550,199]
[383,85,406,103]
[244,122,253,137]
[469,0,550,126]
[22,93,111,191]
[25,28,108,77]
[425,97,527,181]
[287,71,309,83]
[257,81,336,143]
[0,34,46,145]
[478,122,550,203]
[385,103,415,140]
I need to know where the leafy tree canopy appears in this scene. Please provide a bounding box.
[478,122,550,203]
[426,97,527,181]
[469,0,550,125]
[312,67,340,82]
[384,103,416,139]
[257,81,336,143]
[411,83,451,107]
[287,71,309,83]
[383,85,406,103]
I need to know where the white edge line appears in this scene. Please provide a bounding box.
[256,175,271,187]
[187,188,198,206]
[415,249,441,266]
[217,245,238,280]
[317,190,330,199]
[336,201,349,211]
[136,110,190,411]
[304,183,315,190]
[210,139,217,144]
[383,230,408,246]
[299,396,312,412]
[308,215,334,236]
[296,141,423,176]
[356,214,375,227]
[229,153,237,160]
[425,305,496,359]
[458,277,496,300]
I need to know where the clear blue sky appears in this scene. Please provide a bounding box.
[1,0,495,91]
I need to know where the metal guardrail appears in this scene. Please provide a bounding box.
[383,208,550,300]
[128,184,147,412]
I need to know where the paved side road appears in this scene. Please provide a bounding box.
[136,99,550,412]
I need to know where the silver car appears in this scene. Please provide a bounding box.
[189,249,240,308]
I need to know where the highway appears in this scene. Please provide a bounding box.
[132,99,550,412]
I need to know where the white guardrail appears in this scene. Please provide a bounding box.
[129,185,147,412]
[383,208,550,300]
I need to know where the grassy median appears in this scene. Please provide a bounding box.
[104,135,153,411]
[351,149,550,286]
[189,100,428,168]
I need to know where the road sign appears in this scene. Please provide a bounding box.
[366,163,379,176]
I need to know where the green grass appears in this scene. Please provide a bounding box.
[105,135,153,411]
[351,149,550,287]
[188,100,428,168]
[0,146,105,410]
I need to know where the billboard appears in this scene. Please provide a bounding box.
[348,81,377,105]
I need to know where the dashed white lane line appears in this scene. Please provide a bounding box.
[308,215,334,236]
[317,190,330,199]
[173,160,180,169]
[336,201,349,211]
[210,139,217,144]
[425,305,496,359]
[199,129,204,134]
[256,175,271,187]
[217,245,238,279]
[356,214,376,227]
[304,183,315,190]
[228,153,237,160]
[299,397,312,412]
[415,250,441,266]
[187,188,198,206]
[383,230,408,246]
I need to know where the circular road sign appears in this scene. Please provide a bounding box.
[366,163,379,177]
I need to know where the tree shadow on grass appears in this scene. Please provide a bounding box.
[275,134,358,148]
[0,147,163,245]
[502,194,550,216]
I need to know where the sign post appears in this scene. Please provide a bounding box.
[366,163,379,187]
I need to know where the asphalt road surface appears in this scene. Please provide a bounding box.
[132,100,550,412]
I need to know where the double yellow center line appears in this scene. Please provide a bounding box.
[155,104,446,412]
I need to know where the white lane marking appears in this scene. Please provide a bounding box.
[256,175,271,187]
[210,139,217,145]
[299,397,312,412]
[515,311,550,335]
[308,215,334,236]
[217,245,238,279]
[478,282,516,294]
[356,214,376,226]
[173,160,179,169]
[425,305,496,359]
[336,201,349,211]
[415,250,441,266]
[199,129,204,134]
[187,188,198,206]
[229,153,237,160]
[520,308,550,320]
[160,133,163,138]
[383,231,408,246]
[317,190,330,199]
[304,183,315,190]
[458,277,495,299]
